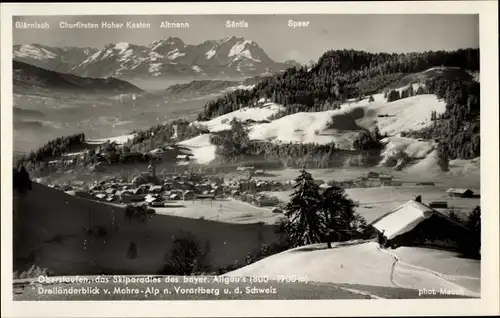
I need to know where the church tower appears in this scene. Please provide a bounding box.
[148,158,156,179]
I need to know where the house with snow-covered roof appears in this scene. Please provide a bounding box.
[370,200,473,251]
[446,188,474,198]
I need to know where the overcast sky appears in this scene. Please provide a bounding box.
[13,14,479,63]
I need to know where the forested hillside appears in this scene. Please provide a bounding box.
[198,49,480,160]
[15,48,480,176]
[401,77,480,160]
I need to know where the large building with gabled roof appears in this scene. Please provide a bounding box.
[370,200,474,252]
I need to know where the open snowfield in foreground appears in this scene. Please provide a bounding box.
[225,241,480,297]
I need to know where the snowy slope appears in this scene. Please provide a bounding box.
[379,136,437,169]
[249,110,341,144]
[448,157,480,177]
[177,134,216,164]
[225,241,480,297]
[405,150,444,175]
[213,93,445,148]
[184,91,447,165]
[381,136,436,160]
[195,103,285,132]
[366,94,446,136]
[249,93,445,148]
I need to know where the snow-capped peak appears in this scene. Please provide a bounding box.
[23,36,297,78]
[228,39,261,62]
[14,44,58,61]
[114,42,130,51]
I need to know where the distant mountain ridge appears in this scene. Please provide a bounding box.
[162,77,263,101]
[13,60,143,93]
[13,37,301,79]
[13,44,99,74]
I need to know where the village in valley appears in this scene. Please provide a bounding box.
[46,161,477,214]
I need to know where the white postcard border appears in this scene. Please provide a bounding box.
[1,1,498,317]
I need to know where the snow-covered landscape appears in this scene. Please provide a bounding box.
[176,90,461,176]
[10,13,487,306]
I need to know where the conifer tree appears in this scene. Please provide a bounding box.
[283,169,325,247]
[320,186,366,248]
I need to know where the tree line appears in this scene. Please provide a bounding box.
[14,133,86,174]
[16,48,480,175]
[197,49,479,121]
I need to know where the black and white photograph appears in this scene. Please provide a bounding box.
[1,2,499,317]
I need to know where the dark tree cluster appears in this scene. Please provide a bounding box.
[352,127,385,150]
[198,49,479,120]
[13,165,32,193]
[158,233,212,275]
[209,118,251,162]
[15,133,85,167]
[386,89,401,102]
[281,169,367,248]
[124,204,156,223]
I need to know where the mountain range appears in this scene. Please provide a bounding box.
[13,36,302,79]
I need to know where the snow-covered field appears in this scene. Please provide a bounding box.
[193,102,285,132]
[225,241,480,297]
[264,186,480,224]
[154,198,280,224]
[248,109,342,144]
